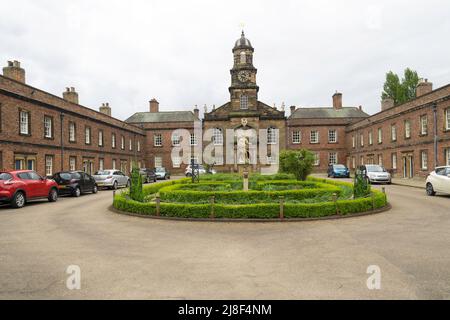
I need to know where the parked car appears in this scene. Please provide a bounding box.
[327,164,350,178]
[185,164,217,177]
[93,170,130,190]
[139,168,157,184]
[52,171,98,197]
[0,170,59,208]
[426,166,450,196]
[358,165,392,184]
[155,167,171,180]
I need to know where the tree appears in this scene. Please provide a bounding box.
[381,68,420,105]
[279,149,315,181]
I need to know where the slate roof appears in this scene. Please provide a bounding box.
[125,111,197,123]
[290,107,369,119]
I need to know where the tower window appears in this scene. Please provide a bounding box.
[267,127,277,145]
[213,128,223,146]
[240,51,246,64]
[240,95,248,110]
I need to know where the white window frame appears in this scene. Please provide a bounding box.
[378,128,383,144]
[313,153,320,166]
[446,148,450,166]
[190,133,197,146]
[129,138,133,151]
[137,140,141,152]
[352,135,355,148]
[69,157,76,171]
[112,133,116,148]
[360,133,364,147]
[329,152,337,165]
[328,130,337,143]
[112,159,117,170]
[391,125,397,141]
[99,158,104,171]
[85,127,91,144]
[352,156,356,169]
[405,120,411,139]
[121,136,125,150]
[360,156,364,165]
[213,128,223,146]
[310,131,319,144]
[240,95,248,110]
[154,156,163,168]
[45,155,53,176]
[392,153,397,170]
[421,151,428,170]
[154,134,162,147]
[172,156,181,168]
[44,116,52,138]
[20,111,29,135]
[172,133,181,146]
[267,127,277,145]
[378,154,383,166]
[292,131,301,144]
[420,115,428,135]
[98,130,104,147]
[446,108,450,130]
[69,122,76,142]
[368,131,373,145]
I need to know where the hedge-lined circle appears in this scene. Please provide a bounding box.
[113,174,388,220]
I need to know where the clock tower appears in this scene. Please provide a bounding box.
[229,31,259,111]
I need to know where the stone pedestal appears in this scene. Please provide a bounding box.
[243,168,249,192]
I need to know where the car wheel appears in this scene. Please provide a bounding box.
[92,185,98,194]
[186,173,192,177]
[154,178,157,183]
[426,183,436,196]
[11,191,26,209]
[167,175,171,180]
[48,188,58,202]
[73,187,81,197]
[112,181,118,190]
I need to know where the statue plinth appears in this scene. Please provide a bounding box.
[243,167,249,192]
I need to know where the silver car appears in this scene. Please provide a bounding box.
[93,170,130,190]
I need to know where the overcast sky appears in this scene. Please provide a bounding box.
[1,0,449,120]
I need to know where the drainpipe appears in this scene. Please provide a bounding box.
[60,113,65,171]
[433,103,438,168]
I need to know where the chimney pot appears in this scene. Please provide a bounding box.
[381,98,395,111]
[99,102,112,116]
[290,105,296,115]
[416,79,433,97]
[3,60,26,83]
[150,99,159,113]
[62,87,79,104]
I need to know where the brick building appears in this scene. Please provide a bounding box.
[1,32,449,179]
[0,61,146,176]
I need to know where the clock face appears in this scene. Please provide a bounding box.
[238,71,250,83]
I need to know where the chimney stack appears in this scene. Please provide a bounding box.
[416,79,433,97]
[332,92,342,109]
[193,106,199,119]
[150,98,159,113]
[381,98,395,111]
[3,60,26,83]
[290,105,296,115]
[62,87,79,104]
[99,103,112,116]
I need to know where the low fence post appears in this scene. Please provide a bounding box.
[156,195,161,217]
[371,192,375,211]
[210,196,215,219]
[113,190,116,200]
[279,196,284,220]
[332,193,340,215]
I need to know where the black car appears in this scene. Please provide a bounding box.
[52,171,98,197]
[139,168,157,184]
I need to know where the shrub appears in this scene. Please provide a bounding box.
[129,167,144,202]
[279,150,315,180]
[353,173,371,198]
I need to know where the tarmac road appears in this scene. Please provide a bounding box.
[0,180,449,299]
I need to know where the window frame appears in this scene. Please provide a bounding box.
[445,108,450,131]
[378,128,383,144]
[328,152,337,165]
[121,135,125,150]
[328,130,337,144]
[420,115,428,136]
[45,155,54,177]
[43,115,54,139]
[392,153,397,170]
[69,156,77,171]
[213,128,223,146]
[85,126,92,145]
[310,131,319,144]
[69,121,76,143]
[19,109,31,136]
[421,150,428,170]
[292,130,301,144]
[267,127,277,145]
[240,95,249,110]
[404,120,412,139]
[154,134,162,147]
[98,130,104,147]
[391,124,397,142]
[111,133,116,149]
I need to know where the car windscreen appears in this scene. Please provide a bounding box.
[366,165,385,172]
[95,171,110,175]
[58,173,73,181]
[333,165,346,169]
[155,168,165,172]
[0,173,13,180]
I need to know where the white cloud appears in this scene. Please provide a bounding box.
[0,0,449,120]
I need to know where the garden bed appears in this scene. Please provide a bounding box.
[113,174,389,220]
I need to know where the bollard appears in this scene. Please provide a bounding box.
[382,187,386,194]
[279,196,285,220]
[113,190,116,199]
[332,193,340,215]
[156,195,161,216]
[210,196,215,219]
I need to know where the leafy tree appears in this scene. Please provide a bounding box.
[129,163,144,202]
[279,149,315,181]
[381,68,420,105]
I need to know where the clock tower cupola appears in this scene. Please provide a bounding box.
[229,31,259,111]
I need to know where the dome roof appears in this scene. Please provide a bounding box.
[234,31,253,49]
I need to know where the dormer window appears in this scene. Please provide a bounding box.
[240,95,248,110]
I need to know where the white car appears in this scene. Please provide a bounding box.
[359,164,392,184]
[185,165,216,177]
[426,166,450,196]
[93,170,130,190]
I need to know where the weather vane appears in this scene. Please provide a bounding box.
[239,22,245,31]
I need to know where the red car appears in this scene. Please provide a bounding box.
[0,170,59,209]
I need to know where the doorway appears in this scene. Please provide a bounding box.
[402,154,414,178]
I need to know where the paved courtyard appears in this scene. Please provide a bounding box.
[0,180,449,299]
